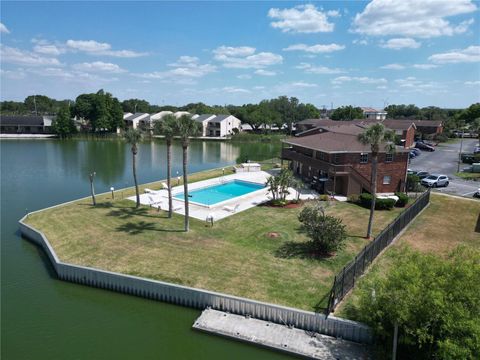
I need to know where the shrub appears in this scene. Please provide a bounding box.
[319,194,330,201]
[394,192,409,207]
[406,174,420,192]
[298,203,347,254]
[347,194,359,204]
[359,193,395,210]
[433,133,449,143]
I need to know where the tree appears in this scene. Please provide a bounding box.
[24,95,55,114]
[52,104,76,138]
[123,129,142,208]
[121,99,151,113]
[331,106,364,121]
[176,115,201,231]
[347,247,480,359]
[358,124,396,238]
[385,104,420,119]
[153,114,177,218]
[265,169,293,203]
[298,202,347,254]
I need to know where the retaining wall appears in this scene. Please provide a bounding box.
[19,216,373,344]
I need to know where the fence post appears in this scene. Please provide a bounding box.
[341,267,346,297]
[352,256,357,286]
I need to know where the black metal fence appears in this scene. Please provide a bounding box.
[326,189,431,313]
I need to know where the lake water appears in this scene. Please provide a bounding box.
[0,138,290,359]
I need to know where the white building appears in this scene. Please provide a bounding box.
[124,113,150,129]
[194,114,217,136]
[150,111,173,122]
[207,115,241,137]
[361,107,387,120]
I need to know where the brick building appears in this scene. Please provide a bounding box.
[281,123,409,196]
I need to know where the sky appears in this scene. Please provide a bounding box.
[0,1,479,109]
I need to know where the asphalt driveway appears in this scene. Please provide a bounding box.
[408,138,479,198]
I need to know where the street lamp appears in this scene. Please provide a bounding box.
[89,172,96,206]
[222,168,225,176]
[177,176,181,185]
[110,186,115,200]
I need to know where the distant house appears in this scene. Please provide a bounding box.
[410,120,443,136]
[0,115,54,134]
[123,113,150,129]
[281,123,409,196]
[206,115,241,137]
[150,111,173,122]
[194,114,217,136]
[361,107,387,120]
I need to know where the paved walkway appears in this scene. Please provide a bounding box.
[128,170,319,221]
[193,309,370,359]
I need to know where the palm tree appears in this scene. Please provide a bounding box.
[176,115,201,232]
[123,128,142,208]
[153,114,177,218]
[358,123,396,239]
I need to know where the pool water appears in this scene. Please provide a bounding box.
[175,180,265,206]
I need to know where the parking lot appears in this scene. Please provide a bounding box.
[408,138,478,198]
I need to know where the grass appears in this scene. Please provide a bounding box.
[24,171,404,311]
[336,194,480,317]
[455,171,480,180]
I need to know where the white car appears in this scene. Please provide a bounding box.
[421,174,449,188]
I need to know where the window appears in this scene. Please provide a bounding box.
[383,176,392,185]
[360,153,368,164]
[385,153,393,162]
[333,154,340,164]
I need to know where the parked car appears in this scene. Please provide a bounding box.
[416,142,435,151]
[474,146,480,154]
[407,169,417,175]
[421,174,449,187]
[411,148,421,156]
[474,189,480,199]
[415,171,430,179]
[409,151,417,159]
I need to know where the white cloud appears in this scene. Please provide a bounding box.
[237,74,252,79]
[222,86,251,94]
[33,44,65,56]
[296,62,344,74]
[353,39,368,45]
[255,69,276,76]
[283,43,345,53]
[381,38,421,50]
[353,0,476,38]
[428,45,480,64]
[412,64,438,69]
[135,56,216,80]
[268,4,337,33]
[394,76,446,92]
[465,80,480,86]
[66,39,147,58]
[0,22,10,34]
[26,67,118,84]
[380,63,406,70]
[0,45,61,66]
[72,61,127,73]
[0,69,26,79]
[213,46,282,69]
[290,81,318,88]
[332,76,387,85]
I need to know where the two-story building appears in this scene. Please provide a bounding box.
[361,107,387,120]
[0,115,54,134]
[281,123,409,196]
[206,115,241,137]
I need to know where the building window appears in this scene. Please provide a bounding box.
[360,153,368,164]
[383,175,391,185]
[333,154,340,164]
[385,153,393,162]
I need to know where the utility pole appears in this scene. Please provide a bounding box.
[33,95,38,115]
[457,130,464,173]
[392,322,399,360]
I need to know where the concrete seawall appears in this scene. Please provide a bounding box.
[19,215,373,344]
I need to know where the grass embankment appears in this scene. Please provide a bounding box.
[337,194,480,317]
[455,172,480,180]
[24,170,403,311]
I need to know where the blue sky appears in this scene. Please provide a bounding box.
[1,1,479,109]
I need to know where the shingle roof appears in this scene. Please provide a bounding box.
[194,114,215,122]
[0,115,45,126]
[210,114,231,122]
[124,113,148,121]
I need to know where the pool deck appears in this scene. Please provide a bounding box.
[128,170,319,221]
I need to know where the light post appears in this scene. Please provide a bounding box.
[89,172,96,206]
[457,130,464,173]
[177,176,181,185]
[110,186,115,200]
[222,168,225,176]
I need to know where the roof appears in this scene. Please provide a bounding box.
[209,114,232,122]
[194,114,215,122]
[411,119,443,127]
[284,127,407,154]
[124,113,149,121]
[361,107,386,113]
[382,120,416,131]
[0,115,45,126]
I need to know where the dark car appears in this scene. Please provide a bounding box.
[416,142,435,151]
[411,148,421,156]
[409,151,416,159]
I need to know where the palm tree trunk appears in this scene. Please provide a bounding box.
[367,152,378,238]
[166,138,173,218]
[132,146,140,208]
[182,144,189,232]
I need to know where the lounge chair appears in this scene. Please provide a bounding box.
[161,182,169,190]
[147,195,162,208]
[223,204,240,213]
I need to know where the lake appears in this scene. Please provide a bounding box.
[0,138,291,359]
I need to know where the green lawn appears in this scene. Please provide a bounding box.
[336,194,480,317]
[25,168,405,311]
[455,171,480,180]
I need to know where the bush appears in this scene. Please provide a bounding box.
[394,192,409,207]
[434,133,449,143]
[359,193,395,210]
[298,203,346,254]
[407,174,420,192]
[347,194,359,204]
[319,194,329,201]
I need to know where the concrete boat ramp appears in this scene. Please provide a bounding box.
[193,309,370,359]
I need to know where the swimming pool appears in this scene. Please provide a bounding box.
[174,180,265,206]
